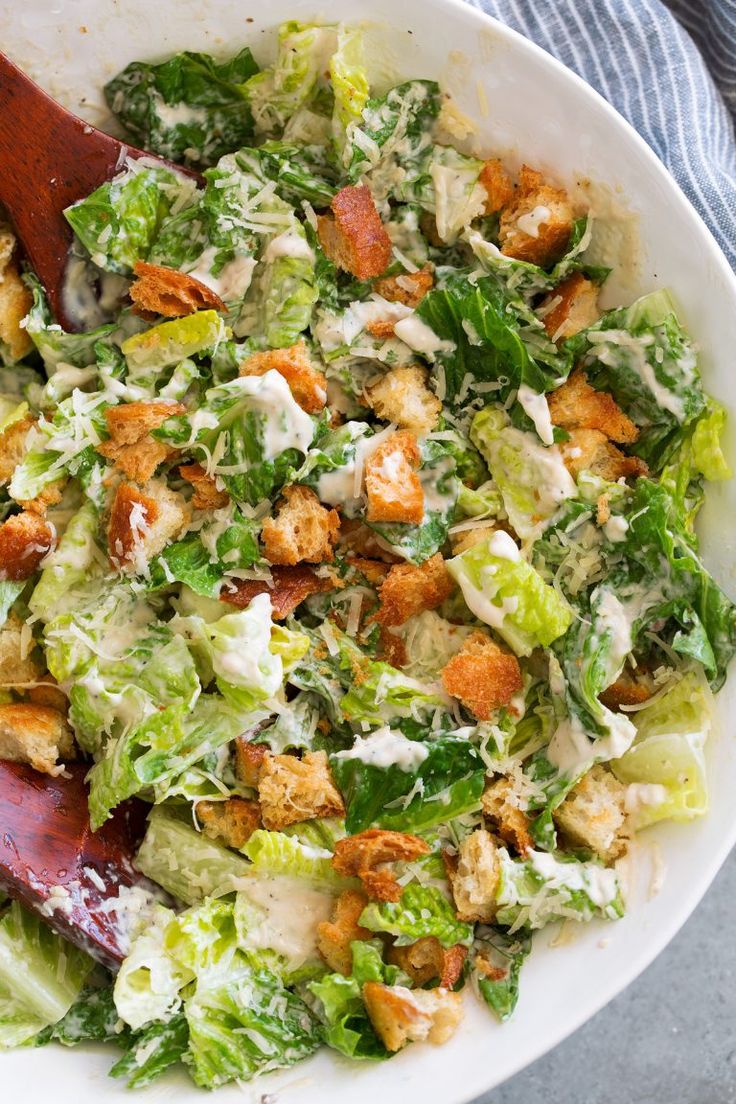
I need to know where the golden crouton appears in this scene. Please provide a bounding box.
[548,370,638,445]
[363,982,463,1052]
[478,158,514,215]
[559,428,648,482]
[365,318,398,340]
[0,240,33,362]
[234,738,268,788]
[554,764,630,863]
[0,613,41,688]
[387,937,467,989]
[258,750,345,831]
[365,430,424,525]
[27,677,68,713]
[498,165,573,267]
[482,776,533,854]
[178,462,229,510]
[261,484,340,566]
[419,212,444,249]
[316,889,372,975]
[599,676,653,711]
[130,260,226,317]
[97,400,185,483]
[540,273,600,341]
[0,512,55,581]
[365,365,442,436]
[240,341,327,414]
[441,631,523,721]
[0,415,34,486]
[373,265,434,308]
[347,556,392,587]
[196,797,262,849]
[332,828,430,902]
[376,553,453,628]
[448,829,499,923]
[317,185,392,281]
[108,479,190,572]
[0,702,74,775]
[338,519,401,562]
[220,565,335,619]
[18,479,67,517]
[450,524,499,556]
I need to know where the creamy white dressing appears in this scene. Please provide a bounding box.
[528,850,619,908]
[593,587,634,682]
[517,384,555,446]
[430,162,486,243]
[587,329,686,422]
[314,424,393,509]
[624,782,668,815]
[457,571,519,632]
[393,315,456,359]
[187,247,256,302]
[226,370,315,461]
[603,515,629,543]
[516,205,551,239]
[154,96,209,128]
[263,230,315,264]
[485,529,520,561]
[315,297,414,351]
[334,725,429,771]
[547,709,636,773]
[237,875,333,971]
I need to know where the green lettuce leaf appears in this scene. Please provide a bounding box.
[472,927,531,1022]
[360,884,473,948]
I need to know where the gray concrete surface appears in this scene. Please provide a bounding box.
[480,849,736,1104]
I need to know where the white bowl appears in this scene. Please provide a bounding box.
[3,0,736,1100]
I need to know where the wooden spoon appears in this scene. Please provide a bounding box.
[0,760,150,968]
[0,51,201,331]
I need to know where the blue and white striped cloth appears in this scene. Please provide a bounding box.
[465,0,736,269]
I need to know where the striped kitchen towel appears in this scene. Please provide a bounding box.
[465,0,736,268]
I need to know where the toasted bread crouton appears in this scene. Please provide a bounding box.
[448,829,499,923]
[376,553,453,628]
[348,556,392,587]
[317,185,392,280]
[365,430,424,525]
[478,158,514,215]
[441,631,523,721]
[498,165,573,267]
[366,365,442,436]
[554,765,629,862]
[130,261,226,317]
[599,676,653,711]
[261,485,340,566]
[482,776,533,854]
[220,564,335,619]
[239,341,327,414]
[450,524,499,556]
[97,401,185,483]
[234,738,268,788]
[548,370,638,444]
[387,937,467,989]
[27,677,68,712]
[540,273,600,341]
[196,797,262,849]
[0,512,55,581]
[258,750,345,830]
[338,519,401,562]
[365,318,398,340]
[0,415,34,486]
[18,478,67,517]
[0,703,74,775]
[108,479,190,572]
[0,613,41,688]
[363,982,463,1052]
[178,462,229,510]
[316,889,372,975]
[560,428,648,482]
[332,829,430,902]
[0,244,33,362]
[373,265,435,308]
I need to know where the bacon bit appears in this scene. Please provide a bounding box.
[219,564,335,620]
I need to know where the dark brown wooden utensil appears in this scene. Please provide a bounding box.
[0,50,201,331]
[0,760,149,967]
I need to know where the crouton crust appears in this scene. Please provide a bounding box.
[27,677,68,713]
[317,185,392,280]
[178,462,229,510]
[219,564,336,619]
[441,631,523,721]
[363,983,463,1052]
[540,273,600,341]
[560,428,648,481]
[258,750,345,830]
[482,776,533,854]
[599,677,653,711]
[365,430,424,524]
[450,524,499,556]
[0,512,55,581]
[0,415,34,486]
[478,158,514,215]
[98,400,186,482]
[347,556,392,587]
[0,702,74,775]
[18,479,67,517]
[338,519,401,562]
[196,797,262,849]
[332,829,430,902]
[130,261,226,317]
[0,253,33,362]
[240,341,328,414]
[261,484,340,566]
[234,738,268,788]
[377,553,454,628]
[365,365,442,436]
[387,937,467,989]
[0,613,41,687]
[316,889,372,975]
[498,165,573,267]
[548,370,638,444]
[554,764,630,862]
[365,318,398,340]
[108,479,190,571]
[373,265,435,308]
[448,828,499,923]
